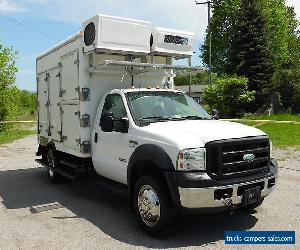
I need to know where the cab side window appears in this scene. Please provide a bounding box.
[102,94,127,119]
[101,94,127,132]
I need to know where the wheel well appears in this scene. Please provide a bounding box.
[129,159,170,210]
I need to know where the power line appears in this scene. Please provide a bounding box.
[0,13,60,42]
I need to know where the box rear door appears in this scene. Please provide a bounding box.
[48,67,62,141]
[37,72,49,137]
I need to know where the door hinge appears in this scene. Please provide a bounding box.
[59,89,66,97]
[80,114,90,127]
[44,72,50,81]
[80,141,91,154]
[79,88,90,101]
[74,59,79,65]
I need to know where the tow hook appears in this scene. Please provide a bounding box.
[221,194,234,213]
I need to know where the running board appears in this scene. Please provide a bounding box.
[59,159,80,169]
[35,158,77,180]
[53,168,77,180]
[35,159,47,167]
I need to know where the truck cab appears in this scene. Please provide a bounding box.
[90,88,277,233]
[36,14,277,235]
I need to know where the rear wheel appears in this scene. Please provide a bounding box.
[134,175,176,235]
[46,147,60,183]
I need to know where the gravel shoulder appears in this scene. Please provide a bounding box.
[0,136,299,249]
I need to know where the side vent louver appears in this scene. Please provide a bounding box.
[164,35,189,45]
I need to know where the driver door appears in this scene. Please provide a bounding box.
[92,94,131,184]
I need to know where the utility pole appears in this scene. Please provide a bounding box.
[196,1,212,85]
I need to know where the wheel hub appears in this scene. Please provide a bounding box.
[138,185,160,227]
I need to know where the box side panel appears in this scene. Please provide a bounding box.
[61,51,79,101]
[61,103,80,149]
[36,37,89,158]
[48,67,62,141]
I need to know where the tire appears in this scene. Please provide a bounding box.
[46,147,60,183]
[133,175,177,235]
[240,198,264,211]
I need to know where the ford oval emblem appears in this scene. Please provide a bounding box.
[243,153,255,162]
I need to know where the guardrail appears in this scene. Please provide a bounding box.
[0,121,37,124]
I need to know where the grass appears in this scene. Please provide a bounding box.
[244,113,300,122]
[17,107,37,121]
[237,121,300,149]
[255,123,300,149]
[0,107,36,145]
[0,129,35,145]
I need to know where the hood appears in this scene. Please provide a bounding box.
[139,120,267,149]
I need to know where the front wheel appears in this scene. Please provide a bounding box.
[133,176,176,235]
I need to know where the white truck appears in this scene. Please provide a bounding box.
[36,14,278,234]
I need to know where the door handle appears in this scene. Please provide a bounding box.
[94,132,98,143]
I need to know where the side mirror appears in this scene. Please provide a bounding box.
[212,109,220,120]
[100,112,114,132]
[115,117,129,133]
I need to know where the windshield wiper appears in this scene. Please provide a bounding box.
[140,116,182,122]
[140,116,167,120]
[180,115,205,120]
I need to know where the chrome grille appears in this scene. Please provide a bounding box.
[206,136,270,180]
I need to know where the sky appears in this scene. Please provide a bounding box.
[0,0,299,91]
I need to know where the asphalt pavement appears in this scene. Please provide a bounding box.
[0,135,299,249]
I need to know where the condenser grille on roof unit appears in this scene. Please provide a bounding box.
[164,35,189,45]
[84,22,96,46]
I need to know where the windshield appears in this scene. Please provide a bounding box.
[126,91,211,125]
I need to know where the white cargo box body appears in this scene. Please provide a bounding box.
[36,14,200,159]
[36,36,170,159]
[151,27,195,57]
[83,15,151,54]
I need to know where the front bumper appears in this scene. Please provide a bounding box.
[164,158,278,213]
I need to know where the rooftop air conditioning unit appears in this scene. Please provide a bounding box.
[151,27,195,58]
[82,15,152,54]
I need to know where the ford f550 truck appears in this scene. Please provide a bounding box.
[36,14,277,234]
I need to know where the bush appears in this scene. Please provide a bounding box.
[0,87,20,121]
[203,75,256,118]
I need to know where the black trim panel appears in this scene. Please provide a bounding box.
[163,158,278,210]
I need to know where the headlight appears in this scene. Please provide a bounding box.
[177,148,206,171]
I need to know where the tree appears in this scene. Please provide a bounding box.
[201,0,240,74]
[229,0,274,110]
[203,75,255,117]
[20,90,37,110]
[201,0,295,74]
[0,42,20,123]
[174,72,218,86]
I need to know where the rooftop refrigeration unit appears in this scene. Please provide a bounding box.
[82,14,152,54]
[150,27,195,58]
